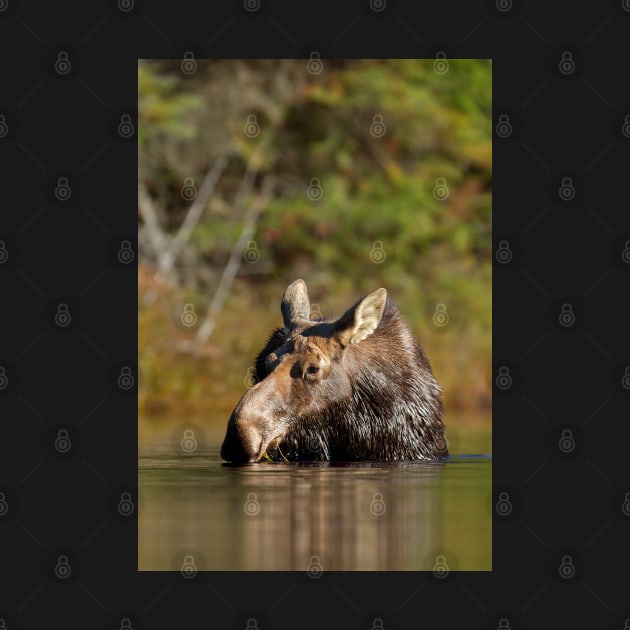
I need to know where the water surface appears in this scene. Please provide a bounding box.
[139,432,491,571]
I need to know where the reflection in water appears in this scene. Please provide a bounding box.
[139,450,491,571]
[229,461,444,571]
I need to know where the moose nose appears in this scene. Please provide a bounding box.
[220,428,249,463]
[220,411,264,463]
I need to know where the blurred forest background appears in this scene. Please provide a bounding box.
[138,58,492,450]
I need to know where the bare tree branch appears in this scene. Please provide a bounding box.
[138,177,170,258]
[190,174,275,350]
[156,153,229,282]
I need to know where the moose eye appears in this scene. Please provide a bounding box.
[306,365,320,376]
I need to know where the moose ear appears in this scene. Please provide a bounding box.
[335,288,387,346]
[281,279,311,328]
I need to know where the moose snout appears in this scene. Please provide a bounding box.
[221,373,288,463]
[220,406,266,464]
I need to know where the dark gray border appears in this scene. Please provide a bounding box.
[1,1,629,628]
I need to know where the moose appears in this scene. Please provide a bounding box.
[220,279,448,463]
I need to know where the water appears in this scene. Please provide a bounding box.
[138,433,491,571]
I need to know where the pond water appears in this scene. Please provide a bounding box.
[138,426,491,572]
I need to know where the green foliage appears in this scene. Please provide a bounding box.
[138,62,202,147]
[138,59,492,426]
